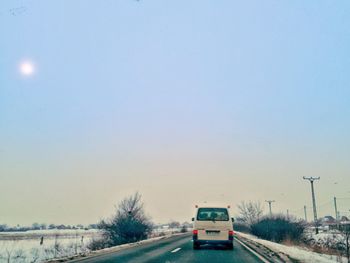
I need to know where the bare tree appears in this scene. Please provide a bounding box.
[29,248,40,263]
[169,221,181,229]
[5,249,12,263]
[0,224,7,232]
[3,240,19,263]
[237,201,263,226]
[12,249,26,262]
[97,192,153,247]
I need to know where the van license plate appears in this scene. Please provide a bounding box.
[206,231,220,235]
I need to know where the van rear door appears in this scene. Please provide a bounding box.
[196,208,231,241]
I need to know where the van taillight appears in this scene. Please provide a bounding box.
[193,229,198,235]
[228,230,234,236]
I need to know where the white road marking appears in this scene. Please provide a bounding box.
[171,247,181,253]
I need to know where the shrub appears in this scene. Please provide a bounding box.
[251,215,305,243]
[87,238,109,251]
[233,222,251,233]
[180,225,188,233]
[98,192,153,247]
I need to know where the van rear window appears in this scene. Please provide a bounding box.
[196,208,229,221]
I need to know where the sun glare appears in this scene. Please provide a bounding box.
[19,61,35,76]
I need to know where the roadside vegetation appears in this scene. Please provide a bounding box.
[0,193,190,262]
[251,216,305,243]
[234,201,263,234]
[236,201,350,262]
[89,192,153,250]
[236,201,305,243]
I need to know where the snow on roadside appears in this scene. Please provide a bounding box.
[303,229,344,249]
[0,229,100,263]
[237,232,343,263]
[0,229,187,263]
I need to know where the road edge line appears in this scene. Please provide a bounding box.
[170,247,181,253]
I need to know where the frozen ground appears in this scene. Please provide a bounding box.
[0,228,182,262]
[237,232,346,263]
[303,229,345,249]
[0,229,101,263]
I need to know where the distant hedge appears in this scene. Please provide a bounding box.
[233,222,251,233]
[251,216,305,243]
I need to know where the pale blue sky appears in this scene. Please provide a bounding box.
[1,1,350,225]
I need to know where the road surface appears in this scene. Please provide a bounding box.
[72,234,263,263]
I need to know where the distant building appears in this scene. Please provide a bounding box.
[328,215,350,231]
[321,215,336,226]
[340,216,349,222]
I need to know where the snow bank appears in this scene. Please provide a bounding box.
[0,229,187,263]
[237,232,343,263]
[304,230,345,249]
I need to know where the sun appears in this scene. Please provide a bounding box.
[19,61,35,76]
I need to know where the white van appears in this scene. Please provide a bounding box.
[192,205,234,250]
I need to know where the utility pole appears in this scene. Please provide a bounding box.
[265,200,275,217]
[303,176,320,234]
[304,205,307,222]
[334,196,339,221]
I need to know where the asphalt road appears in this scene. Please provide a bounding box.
[72,234,263,263]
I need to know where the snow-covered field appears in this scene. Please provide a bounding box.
[237,232,346,263]
[0,229,101,263]
[0,227,184,263]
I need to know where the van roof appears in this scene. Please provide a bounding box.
[195,203,230,209]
